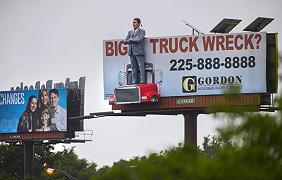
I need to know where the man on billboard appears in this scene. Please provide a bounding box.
[49,89,67,131]
[124,18,146,84]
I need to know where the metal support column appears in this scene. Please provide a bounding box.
[184,112,198,146]
[24,141,34,179]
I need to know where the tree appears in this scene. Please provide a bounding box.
[0,143,97,179]
[44,146,97,180]
[0,143,23,179]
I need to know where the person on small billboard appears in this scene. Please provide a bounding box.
[17,95,37,132]
[49,89,67,131]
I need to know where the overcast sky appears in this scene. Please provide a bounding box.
[0,0,281,167]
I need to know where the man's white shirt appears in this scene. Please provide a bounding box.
[53,105,67,131]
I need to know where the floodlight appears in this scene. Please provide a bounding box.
[243,17,274,32]
[210,18,242,33]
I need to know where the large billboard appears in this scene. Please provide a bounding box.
[0,89,67,133]
[103,32,267,99]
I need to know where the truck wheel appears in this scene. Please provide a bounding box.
[151,96,159,103]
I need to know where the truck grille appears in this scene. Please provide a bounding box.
[115,86,140,104]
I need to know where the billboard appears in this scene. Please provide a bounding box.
[0,89,67,133]
[103,32,267,99]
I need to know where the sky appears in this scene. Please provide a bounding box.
[0,0,281,167]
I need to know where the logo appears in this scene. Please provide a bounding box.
[182,76,197,93]
[176,98,196,104]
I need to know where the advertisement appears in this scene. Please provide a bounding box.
[103,32,267,99]
[0,89,67,133]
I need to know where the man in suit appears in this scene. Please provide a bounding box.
[124,18,146,84]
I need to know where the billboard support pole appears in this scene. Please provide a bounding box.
[184,112,199,146]
[24,141,34,179]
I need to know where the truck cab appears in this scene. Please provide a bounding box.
[109,62,161,105]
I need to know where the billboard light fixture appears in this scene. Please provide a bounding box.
[182,20,205,35]
[210,18,242,33]
[243,17,274,32]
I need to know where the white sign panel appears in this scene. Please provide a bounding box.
[103,32,267,99]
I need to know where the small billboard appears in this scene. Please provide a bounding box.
[103,32,267,99]
[0,89,67,133]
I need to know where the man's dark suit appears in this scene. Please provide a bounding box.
[124,28,146,84]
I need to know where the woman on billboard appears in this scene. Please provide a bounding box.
[34,89,51,130]
[17,95,38,132]
[38,89,50,109]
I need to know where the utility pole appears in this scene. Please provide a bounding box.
[183,112,199,145]
[24,141,34,179]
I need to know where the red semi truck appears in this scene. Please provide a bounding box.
[109,62,161,105]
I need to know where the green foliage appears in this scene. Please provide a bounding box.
[0,144,96,179]
[89,108,282,179]
[214,108,282,179]
[90,99,282,179]
[0,143,23,179]
[45,146,97,180]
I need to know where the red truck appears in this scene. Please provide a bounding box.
[109,63,161,105]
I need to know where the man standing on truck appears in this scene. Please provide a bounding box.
[124,18,146,84]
